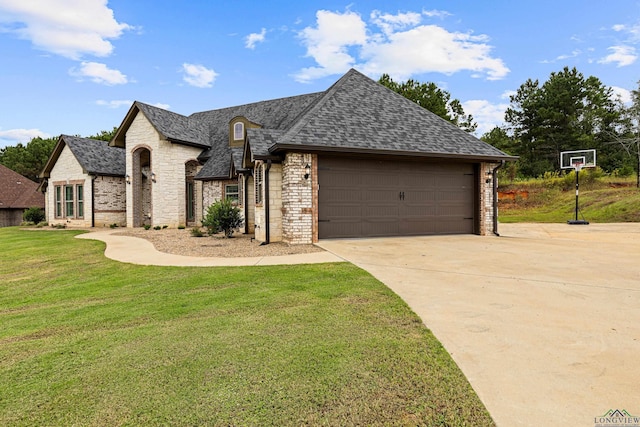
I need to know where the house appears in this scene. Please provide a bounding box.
[40,135,126,227]
[0,164,45,227]
[42,68,515,242]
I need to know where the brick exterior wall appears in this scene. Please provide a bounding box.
[126,113,203,228]
[480,162,500,236]
[93,176,126,227]
[281,152,314,244]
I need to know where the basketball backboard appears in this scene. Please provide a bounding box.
[560,149,596,170]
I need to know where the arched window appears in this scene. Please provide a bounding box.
[233,122,244,140]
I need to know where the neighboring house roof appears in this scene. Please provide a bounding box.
[41,135,126,179]
[0,164,44,209]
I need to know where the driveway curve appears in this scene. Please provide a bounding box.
[317,223,640,426]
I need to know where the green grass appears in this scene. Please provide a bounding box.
[0,228,493,426]
[499,175,640,223]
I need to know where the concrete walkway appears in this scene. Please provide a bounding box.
[317,223,640,426]
[76,229,344,266]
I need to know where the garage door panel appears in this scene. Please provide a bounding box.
[318,157,475,238]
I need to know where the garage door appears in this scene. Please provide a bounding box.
[318,157,476,239]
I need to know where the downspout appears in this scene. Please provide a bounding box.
[91,175,96,228]
[243,173,249,234]
[262,160,272,245]
[492,161,505,236]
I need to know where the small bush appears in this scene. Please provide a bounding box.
[23,207,45,224]
[153,226,162,230]
[143,224,151,230]
[202,199,243,237]
[109,223,119,229]
[190,227,204,237]
[178,225,186,230]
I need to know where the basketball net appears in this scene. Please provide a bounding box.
[573,162,584,172]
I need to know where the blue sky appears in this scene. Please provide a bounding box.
[1,0,639,149]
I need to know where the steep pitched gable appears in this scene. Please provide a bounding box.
[0,164,44,209]
[41,135,125,179]
[270,69,512,161]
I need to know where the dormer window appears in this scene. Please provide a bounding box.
[233,122,244,140]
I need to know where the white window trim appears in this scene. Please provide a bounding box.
[233,122,244,140]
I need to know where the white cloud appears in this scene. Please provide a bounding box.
[598,45,637,67]
[0,128,51,145]
[96,99,133,108]
[422,9,452,19]
[462,99,509,136]
[245,28,266,49]
[294,9,508,83]
[181,63,217,88]
[611,86,632,104]
[70,61,128,85]
[0,0,132,59]
[612,22,640,41]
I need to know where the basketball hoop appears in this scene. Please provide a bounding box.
[572,162,584,172]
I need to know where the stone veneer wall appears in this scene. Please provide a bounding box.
[281,152,314,244]
[46,144,92,227]
[126,113,203,228]
[480,162,500,236]
[93,176,126,227]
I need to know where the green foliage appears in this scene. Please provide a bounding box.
[190,227,204,237]
[0,136,57,182]
[143,224,151,230]
[378,73,477,132]
[202,199,243,237]
[22,206,45,224]
[504,66,626,177]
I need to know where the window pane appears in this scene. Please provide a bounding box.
[55,186,62,217]
[77,185,83,218]
[65,185,74,217]
[225,184,239,202]
[234,122,244,140]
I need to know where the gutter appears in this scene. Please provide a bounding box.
[262,160,272,245]
[492,161,505,236]
[244,173,250,234]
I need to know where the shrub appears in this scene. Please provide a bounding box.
[202,199,243,237]
[109,223,119,229]
[153,226,162,230]
[23,207,45,224]
[190,227,204,237]
[178,225,186,230]
[143,224,151,230]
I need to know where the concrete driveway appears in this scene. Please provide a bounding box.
[317,223,640,426]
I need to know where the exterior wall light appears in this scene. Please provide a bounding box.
[151,172,156,182]
[126,174,131,184]
[304,163,311,180]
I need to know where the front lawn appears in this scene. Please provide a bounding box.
[0,228,493,426]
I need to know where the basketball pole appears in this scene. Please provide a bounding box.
[568,165,589,225]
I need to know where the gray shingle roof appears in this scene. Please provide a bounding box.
[274,69,510,159]
[63,135,125,176]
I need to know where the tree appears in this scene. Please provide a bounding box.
[0,136,57,182]
[505,67,624,177]
[378,74,478,133]
[0,127,119,182]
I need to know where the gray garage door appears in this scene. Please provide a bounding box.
[318,157,476,239]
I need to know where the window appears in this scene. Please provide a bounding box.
[76,185,84,218]
[55,186,62,218]
[186,181,195,222]
[54,183,84,219]
[225,184,239,203]
[65,185,74,217]
[233,122,244,140]
[255,164,263,205]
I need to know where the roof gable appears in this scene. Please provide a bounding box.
[273,69,512,160]
[42,135,125,178]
